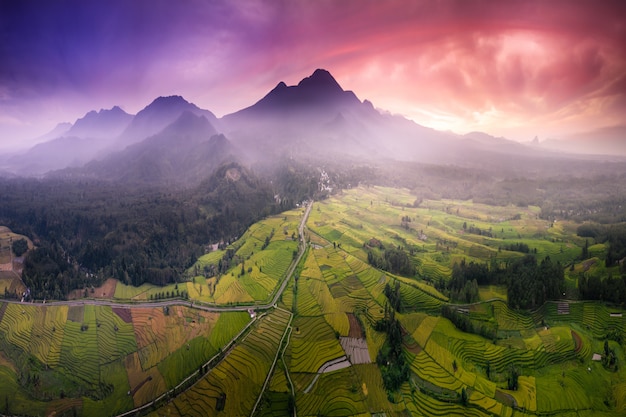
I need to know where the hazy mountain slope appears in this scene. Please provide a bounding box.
[540,125,626,156]
[117,95,221,146]
[2,107,133,176]
[221,69,474,164]
[55,111,235,186]
[67,106,133,138]
[4,69,623,183]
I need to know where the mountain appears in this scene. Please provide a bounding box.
[0,98,223,177]
[55,111,234,185]
[5,136,113,176]
[4,68,621,183]
[222,68,464,163]
[225,69,361,121]
[1,107,132,176]
[540,126,626,156]
[35,122,73,143]
[118,95,220,146]
[67,106,132,138]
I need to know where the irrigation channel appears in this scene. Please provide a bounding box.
[2,201,313,417]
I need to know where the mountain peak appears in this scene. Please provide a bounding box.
[148,95,190,108]
[159,111,216,137]
[268,81,288,95]
[297,69,342,92]
[118,94,220,146]
[224,69,359,122]
[67,106,132,138]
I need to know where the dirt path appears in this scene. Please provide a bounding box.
[303,356,351,394]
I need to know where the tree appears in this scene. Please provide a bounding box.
[507,367,519,390]
[11,238,28,257]
[460,387,468,405]
[581,239,589,260]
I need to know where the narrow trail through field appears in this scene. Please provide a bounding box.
[303,355,352,394]
[249,306,294,417]
[0,201,313,417]
[118,201,311,417]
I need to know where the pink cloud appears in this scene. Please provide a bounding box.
[271,0,626,139]
[1,0,624,144]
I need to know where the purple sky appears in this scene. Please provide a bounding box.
[1,0,625,150]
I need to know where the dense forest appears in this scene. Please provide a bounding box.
[0,162,295,299]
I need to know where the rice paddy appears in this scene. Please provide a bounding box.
[2,186,626,416]
[0,303,249,417]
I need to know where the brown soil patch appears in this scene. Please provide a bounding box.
[403,338,423,354]
[112,307,133,323]
[11,257,24,275]
[571,330,583,354]
[347,313,363,338]
[68,278,118,300]
[495,389,517,408]
[0,350,17,374]
[582,259,597,271]
[125,351,167,407]
[131,308,166,350]
[130,375,153,396]
[66,305,85,323]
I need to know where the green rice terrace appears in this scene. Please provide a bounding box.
[1,186,626,416]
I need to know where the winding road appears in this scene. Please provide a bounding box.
[0,201,313,417]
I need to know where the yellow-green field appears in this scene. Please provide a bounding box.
[0,302,249,417]
[2,186,626,416]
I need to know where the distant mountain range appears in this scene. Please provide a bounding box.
[539,126,626,156]
[1,69,624,183]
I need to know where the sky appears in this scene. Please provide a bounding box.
[1,0,625,150]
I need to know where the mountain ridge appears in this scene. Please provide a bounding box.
[2,69,624,182]
[68,106,133,138]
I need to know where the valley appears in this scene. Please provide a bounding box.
[1,186,625,416]
[2,2,626,416]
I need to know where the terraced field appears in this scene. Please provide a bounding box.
[150,308,291,416]
[0,303,250,417]
[186,211,300,305]
[2,189,626,416]
[286,316,345,373]
[292,187,626,416]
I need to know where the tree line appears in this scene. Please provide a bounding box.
[375,283,410,392]
[444,255,564,310]
[366,246,413,277]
